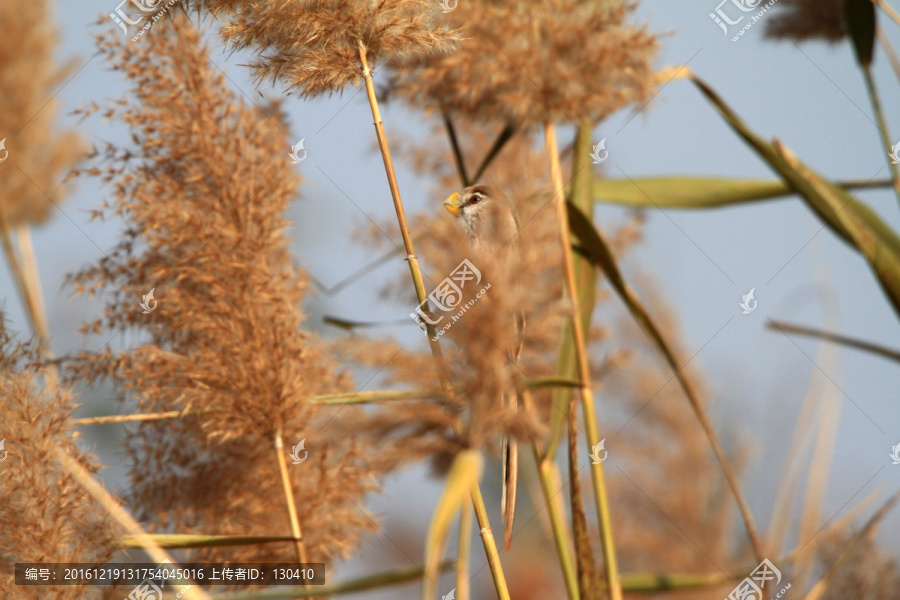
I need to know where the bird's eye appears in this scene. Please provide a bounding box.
[470,194,482,204]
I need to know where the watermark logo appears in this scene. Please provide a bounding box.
[110,0,158,35]
[725,558,789,600]
[890,442,900,465]
[140,288,157,314]
[125,559,192,600]
[442,589,456,600]
[439,0,457,12]
[740,288,757,314]
[126,577,164,600]
[290,439,308,464]
[890,141,900,165]
[0,138,8,163]
[410,259,490,341]
[289,139,307,164]
[110,0,181,42]
[590,439,608,464]
[710,0,777,41]
[710,0,759,34]
[590,139,608,164]
[0,439,7,463]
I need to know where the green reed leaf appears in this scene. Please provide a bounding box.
[422,450,483,600]
[691,74,900,318]
[845,0,876,67]
[592,176,892,209]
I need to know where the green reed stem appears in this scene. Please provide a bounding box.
[862,65,900,207]
[545,121,622,600]
[522,389,580,600]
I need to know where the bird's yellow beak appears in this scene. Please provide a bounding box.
[443,192,461,217]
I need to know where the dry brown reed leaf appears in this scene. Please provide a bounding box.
[0,0,86,227]
[765,0,846,43]
[387,0,659,128]
[67,18,399,568]
[0,318,116,600]
[183,0,458,96]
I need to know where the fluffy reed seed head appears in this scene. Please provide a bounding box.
[69,18,391,566]
[0,0,86,227]
[387,0,659,128]
[765,0,847,43]
[183,0,458,96]
[0,319,115,600]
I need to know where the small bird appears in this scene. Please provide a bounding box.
[444,185,523,551]
[443,185,519,257]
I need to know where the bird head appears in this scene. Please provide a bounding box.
[443,185,519,252]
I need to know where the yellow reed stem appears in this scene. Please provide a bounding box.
[53,448,210,600]
[275,430,309,572]
[357,41,510,598]
[544,122,622,600]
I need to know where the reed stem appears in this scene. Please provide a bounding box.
[15,224,58,391]
[358,42,510,598]
[544,121,622,600]
[456,500,473,600]
[0,217,57,392]
[275,430,309,571]
[53,448,210,600]
[861,65,900,207]
[523,390,580,600]
[469,483,511,600]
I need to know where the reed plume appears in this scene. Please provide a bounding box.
[0,317,116,600]
[765,0,847,43]
[388,0,658,127]
[183,0,457,97]
[68,17,394,572]
[0,0,85,362]
[0,0,85,228]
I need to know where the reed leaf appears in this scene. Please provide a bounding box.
[592,177,893,209]
[527,376,584,390]
[71,390,440,426]
[845,0,877,67]
[566,199,764,561]
[423,450,483,600]
[616,570,735,592]
[321,316,407,330]
[547,122,599,463]
[691,74,900,319]
[767,320,900,364]
[120,534,296,549]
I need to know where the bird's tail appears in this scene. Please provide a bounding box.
[501,310,525,551]
[500,390,518,552]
